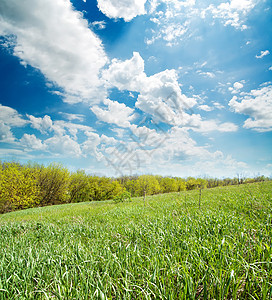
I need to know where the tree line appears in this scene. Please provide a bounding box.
[0,161,269,213]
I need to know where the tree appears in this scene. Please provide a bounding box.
[69,170,91,203]
[0,162,40,213]
[135,175,161,196]
[160,177,178,193]
[88,177,124,201]
[36,163,70,205]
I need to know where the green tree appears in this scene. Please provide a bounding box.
[36,163,70,205]
[69,170,91,203]
[175,178,187,191]
[160,177,178,193]
[0,162,40,213]
[135,175,161,196]
[88,177,124,201]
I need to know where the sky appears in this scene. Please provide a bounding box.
[0,0,271,178]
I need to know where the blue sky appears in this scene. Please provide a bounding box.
[0,0,271,178]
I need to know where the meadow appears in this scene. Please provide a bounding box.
[0,181,271,299]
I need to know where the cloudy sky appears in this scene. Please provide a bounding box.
[0,0,271,178]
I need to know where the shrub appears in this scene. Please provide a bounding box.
[0,162,40,213]
[113,191,132,203]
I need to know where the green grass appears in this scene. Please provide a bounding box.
[0,182,271,299]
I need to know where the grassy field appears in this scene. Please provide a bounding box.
[0,182,271,299]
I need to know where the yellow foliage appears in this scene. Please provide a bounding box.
[0,162,40,212]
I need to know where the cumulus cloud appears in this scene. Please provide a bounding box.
[102,52,145,91]
[103,52,197,125]
[103,52,236,133]
[0,0,108,104]
[0,104,27,127]
[53,121,94,138]
[228,81,244,94]
[0,104,27,142]
[82,131,103,159]
[20,134,46,151]
[97,0,147,21]
[44,134,82,157]
[229,84,272,131]
[0,123,15,143]
[91,99,136,128]
[206,0,256,30]
[255,50,270,59]
[27,115,53,134]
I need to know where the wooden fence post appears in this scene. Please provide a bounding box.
[199,189,202,209]
[143,189,146,207]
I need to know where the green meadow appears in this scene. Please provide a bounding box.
[0,181,271,299]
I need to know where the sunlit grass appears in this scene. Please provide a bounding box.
[0,182,271,299]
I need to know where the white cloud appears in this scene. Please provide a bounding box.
[53,121,94,138]
[197,71,216,78]
[27,115,53,134]
[194,120,238,133]
[20,134,47,151]
[92,21,106,30]
[0,104,26,127]
[269,66,272,71]
[207,0,256,30]
[59,113,85,122]
[198,105,214,111]
[105,125,243,177]
[82,131,105,160]
[97,0,147,21]
[255,50,270,59]
[0,104,27,143]
[146,1,194,46]
[228,81,244,94]
[191,155,248,178]
[103,52,197,125]
[0,123,15,143]
[0,0,108,104]
[102,52,145,92]
[45,134,82,157]
[160,23,188,47]
[27,114,94,139]
[103,52,238,133]
[91,99,136,128]
[229,84,272,132]
[213,102,225,110]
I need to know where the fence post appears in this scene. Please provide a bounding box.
[199,188,202,209]
[143,189,146,207]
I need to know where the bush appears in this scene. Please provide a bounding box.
[113,191,132,203]
[0,162,40,213]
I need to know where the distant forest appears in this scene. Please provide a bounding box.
[0,161,270,213]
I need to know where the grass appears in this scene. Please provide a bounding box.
[0,182,271,299]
